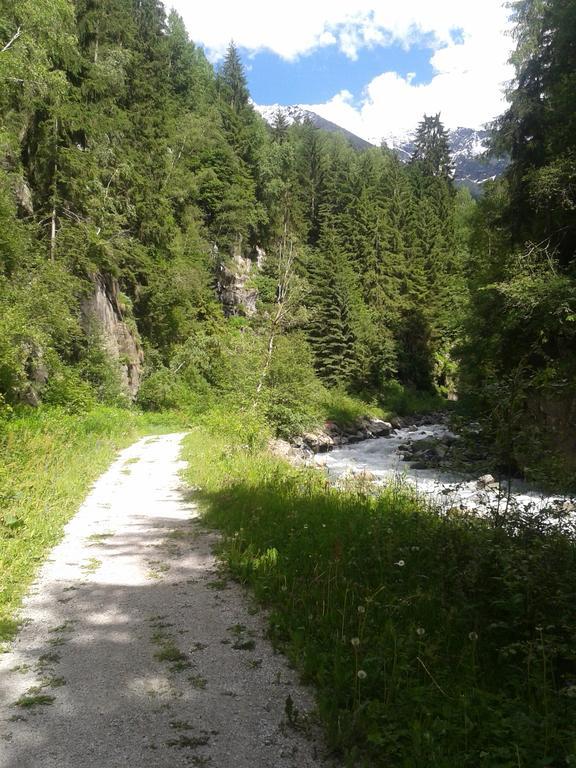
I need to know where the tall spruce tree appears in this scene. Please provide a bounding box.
[411,114,453,181]
[219,41,249,114]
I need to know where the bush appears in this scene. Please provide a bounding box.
[380,380,447,416]
[137,367,194,411]
[42,364,96,413]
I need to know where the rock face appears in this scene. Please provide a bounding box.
[80,274,144,399]
[216,243,265,317]
[18,339,48,407]
[13,176,34,217]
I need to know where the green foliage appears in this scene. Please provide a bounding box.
[260,333,323,438]
[137,367,197,412]
[0,0,468,415]
[379,380,448,417]
[461,0,576,479]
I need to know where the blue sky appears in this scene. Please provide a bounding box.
[244,43,436,106]
[169,1,514,141]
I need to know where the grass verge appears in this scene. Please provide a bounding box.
[0,405,186,642]
[182,412,576,768]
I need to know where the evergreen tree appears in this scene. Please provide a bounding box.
[411,114,453,181]
[271,109,289,144]
[307,229,360,387]
[219,41,249,114]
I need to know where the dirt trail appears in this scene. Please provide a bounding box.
[0,433,331,768]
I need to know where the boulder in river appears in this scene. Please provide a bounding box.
[477,474,498,489]
[301,430,335,453]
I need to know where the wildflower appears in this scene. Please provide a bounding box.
[280,585,288,592]
[416,627,426,637]
[357,605,366,614]
[468,631,478,641]
[303,524,308,530]
[351,637,360,647]
[394,560,405,567]
[357,670,367,680]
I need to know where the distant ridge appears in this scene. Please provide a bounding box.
[254,104,374,151]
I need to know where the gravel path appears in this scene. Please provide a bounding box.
[0,433,332,768]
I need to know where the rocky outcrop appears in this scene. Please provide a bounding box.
[17,339,49,407]
[294,417,393,455]
[80,274,144,399]
[268,438,308,466]
[216,243,265,317]
[13,176,33,217]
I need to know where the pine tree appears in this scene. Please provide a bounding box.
[411,114,453,181]
[271,109,289,143]
[219,41,249,114]
[307,229,360,387]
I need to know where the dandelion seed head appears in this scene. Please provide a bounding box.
[395,560,405,567]
[416,627,426,637]
[351,637,360,647]
[468,631,478,641]
[357,670,367,680]
[357,606,366,614]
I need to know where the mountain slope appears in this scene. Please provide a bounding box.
[254,104,373,150]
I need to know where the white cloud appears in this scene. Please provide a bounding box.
[168,0,515,136]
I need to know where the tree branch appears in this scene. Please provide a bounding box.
[1,27,21,54]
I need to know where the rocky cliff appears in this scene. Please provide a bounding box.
[80,274,144,399]
[216,243,265,317]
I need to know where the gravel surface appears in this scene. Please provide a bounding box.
[0,433,332,768]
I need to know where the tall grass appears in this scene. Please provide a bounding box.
[0,405,185,641]
[182,417,576,767]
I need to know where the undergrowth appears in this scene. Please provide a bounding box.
[182,414,576,767]
[0,405,186,642]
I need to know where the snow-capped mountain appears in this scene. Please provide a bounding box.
[255,104,507,192]
[380,126,507,189]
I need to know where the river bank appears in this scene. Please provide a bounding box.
[270,413,575,525]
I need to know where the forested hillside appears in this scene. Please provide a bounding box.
[0,0,472,436]
[1,0,576,480]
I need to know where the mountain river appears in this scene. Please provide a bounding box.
[314,424,574,522]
